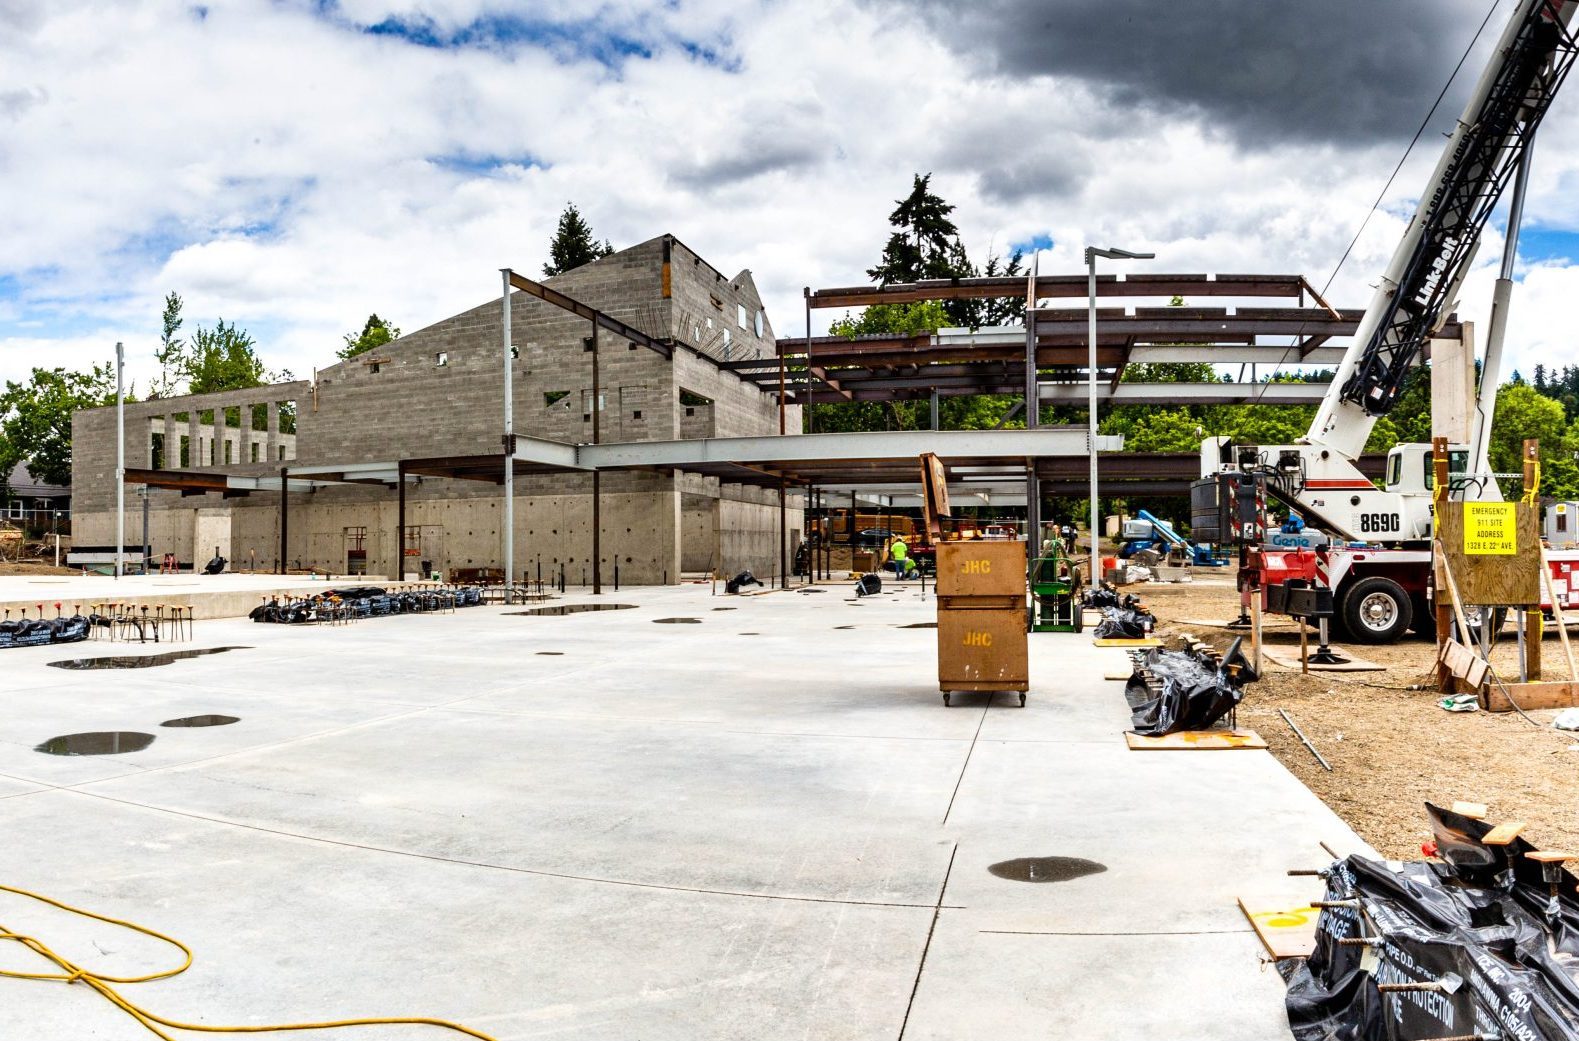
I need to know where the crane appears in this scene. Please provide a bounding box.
[1200,0,1579,642]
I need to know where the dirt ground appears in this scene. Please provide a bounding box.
[1131,572,1579,861]
[0,561,77,576]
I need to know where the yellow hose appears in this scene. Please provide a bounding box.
[0,883,498,1040]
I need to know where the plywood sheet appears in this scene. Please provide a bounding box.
[1437,501,1541,606]
[1237,897,1320,960]
[1482,821,1527,846]
[1125,729,1268,751]
[1094,637,1163,648]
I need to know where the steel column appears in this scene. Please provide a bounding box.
[278,466,288,575]
[394,459,406,582]
[591,320,601,595]
[502,269,514,585]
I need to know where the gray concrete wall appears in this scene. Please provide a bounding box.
[71,234,799,584]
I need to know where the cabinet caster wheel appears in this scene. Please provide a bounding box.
[1018,693,1027,707]
[943,692,951,707]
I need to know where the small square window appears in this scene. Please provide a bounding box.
[435,352,448,367]
[737,303,748,328]
[633,410,642,420]
[510,345,519,359]
[369,362,381,374]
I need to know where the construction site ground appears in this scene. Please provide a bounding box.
[0,580,1362,1039]
[1138,570,1579,861]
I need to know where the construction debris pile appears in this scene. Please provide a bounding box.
[1126,639,1256,736]
[0,612,90,649]
[1084,587,1156,639]
[1286,803,1579,1040]
[249,586,483,624]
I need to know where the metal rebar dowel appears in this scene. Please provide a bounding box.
[1376,982,1445,993]
[1312,899,1360,909]
[1337,936,1382,946]
[1279,708,1333,771]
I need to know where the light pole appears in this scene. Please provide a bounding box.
[1084,247,1153,570]
[115,341,124,580]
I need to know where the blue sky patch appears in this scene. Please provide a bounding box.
[1012,233,1055,254]
[1512,226,1579,265]
[428,153,545,177]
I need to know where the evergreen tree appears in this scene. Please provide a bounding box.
[337,314,401,360]
[187,320,273,394]
[867,174,965,285]
[152,292,185,398]
[543,203,614,277]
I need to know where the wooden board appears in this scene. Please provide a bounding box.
[1094,637,1163,648]
[1525,850,1578,863]
[1436,501,1541,606]
[1263,651,1385,673]
[1237,897,1320,960]
[1450,801,1488,820]
[1439,638,1490,689]
[1482,821,1527,846]
[1103,670,1133,681]
[1125,729,1268,751]
[1483,680,1579,712]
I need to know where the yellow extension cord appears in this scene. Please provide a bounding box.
[0,883,498,1040]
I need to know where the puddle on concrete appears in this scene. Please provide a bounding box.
[536,651,564,656]
[834,625,856,630]
[711,607,737,611]
[987,857,1107,884]
[508,604,637,616]
[48,646,251,670]
[36,732,155,756]
[899,622,938,629]
[798,589,827,594]
[739,632,761,636]
[654,617,701,624]
[161,715,240,728]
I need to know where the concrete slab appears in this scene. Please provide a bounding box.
[0,572,391,620]
[0,584,1365,1038]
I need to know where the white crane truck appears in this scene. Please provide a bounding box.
[1195,0,1579,642]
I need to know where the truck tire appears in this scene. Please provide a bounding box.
[1452,605,1508,647]
[1341,577,1413,644]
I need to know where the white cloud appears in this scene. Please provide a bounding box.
[3,0,1579,416]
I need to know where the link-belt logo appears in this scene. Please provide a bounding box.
[1413,232,1461,309]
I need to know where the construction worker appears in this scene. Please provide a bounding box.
[886,535,915,578]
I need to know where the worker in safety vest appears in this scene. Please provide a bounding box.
[887,536,915,578]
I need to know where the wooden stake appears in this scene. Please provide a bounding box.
[1299,622,1309,676]
[1542,549,1579,682]
[1250,588,1263,677]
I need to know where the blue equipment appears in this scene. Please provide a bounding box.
[1117,509,1229,567]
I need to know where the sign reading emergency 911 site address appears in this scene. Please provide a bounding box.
[1464,502,1518,555]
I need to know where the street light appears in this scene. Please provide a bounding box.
[1084,247,1153,571]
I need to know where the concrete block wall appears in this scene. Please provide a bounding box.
[72,233,803,584]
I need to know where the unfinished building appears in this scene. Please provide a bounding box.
[70,235,801,581]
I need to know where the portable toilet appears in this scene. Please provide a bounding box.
[1548,502,1579,548]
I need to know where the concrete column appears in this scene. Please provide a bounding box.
[187,413,201,469]
[211,408,224,467]
[266,402,279,463]
[164,416,178,469]
[1431,324,1475,445]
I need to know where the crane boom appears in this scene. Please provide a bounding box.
[1306,0,1578,460]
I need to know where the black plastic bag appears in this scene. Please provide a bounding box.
[1127,645,1246,735]
[726,570,763,595]
[1285,803,1579,1041]
[855,573,882,597]
[1092,605,1153,639]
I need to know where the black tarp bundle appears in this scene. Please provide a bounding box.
[1092,604,1155,639]
[1083,585,1128,610]
[1125,640,1254,735]
[250,586,483,624]
[0,614,91,649]
[726,571,764,595]
[1285,803,1579,1041]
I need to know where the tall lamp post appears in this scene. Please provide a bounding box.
[1084,247,1153,569]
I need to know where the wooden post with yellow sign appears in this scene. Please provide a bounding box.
[1433,438,1577,709]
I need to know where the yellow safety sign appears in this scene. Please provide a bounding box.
[1464,502,1518,555]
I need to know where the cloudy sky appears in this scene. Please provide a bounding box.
[4,0,1579,392]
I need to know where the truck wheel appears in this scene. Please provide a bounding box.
[1341,577,1413,644]
[1452,605,1508,646]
